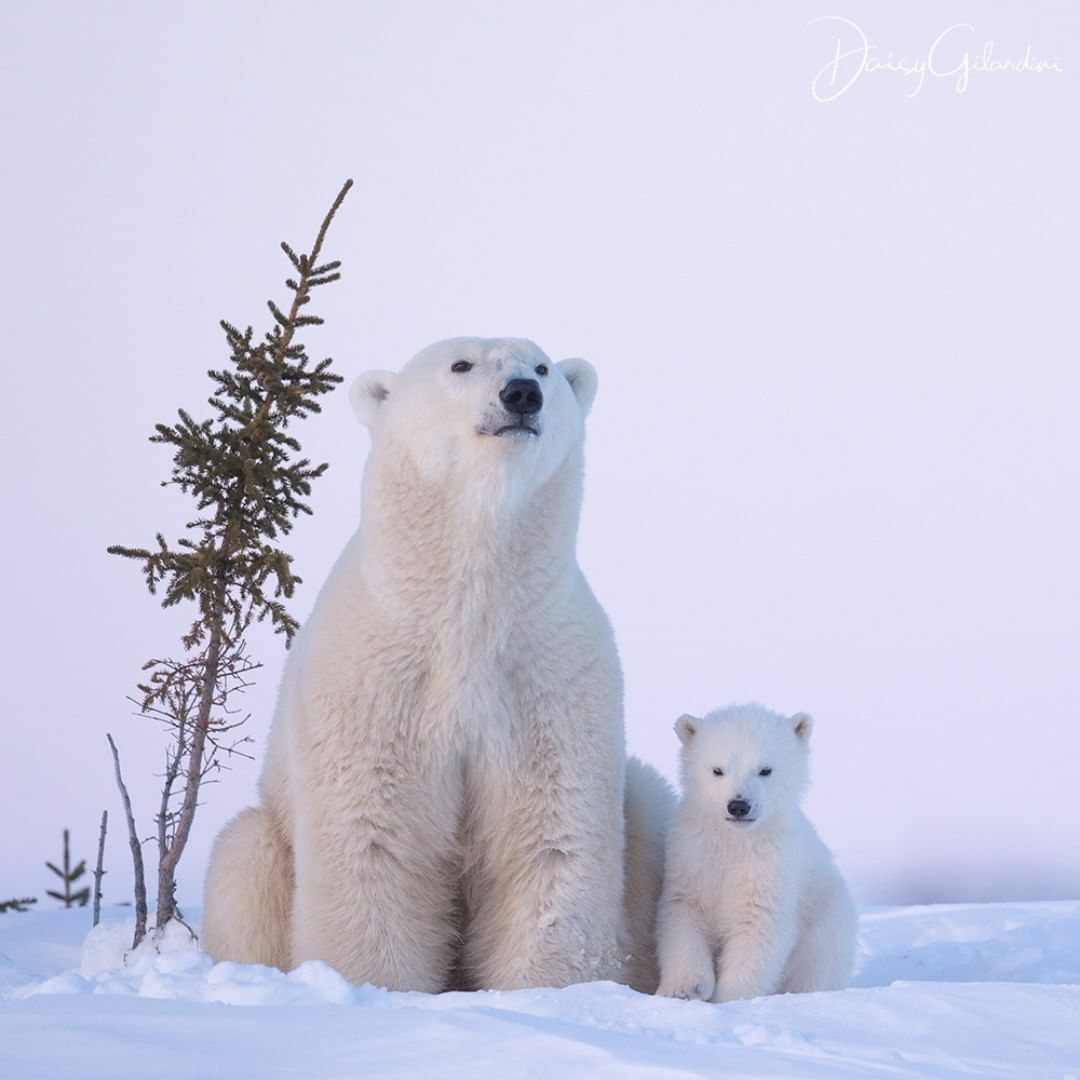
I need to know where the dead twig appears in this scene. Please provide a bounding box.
[92,810,108,928]
[107,734,147,948]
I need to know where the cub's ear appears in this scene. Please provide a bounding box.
[350,371,396,427]
[791,712,814,741]
[674,714,700,746]
[557,357,598,415]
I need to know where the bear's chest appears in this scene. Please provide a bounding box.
[702,846,794,937]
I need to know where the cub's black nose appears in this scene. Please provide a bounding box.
[500,378,543,416]
[727,798,751,819]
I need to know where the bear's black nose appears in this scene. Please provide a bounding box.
[727,798,751,819]
[500,378,543,416]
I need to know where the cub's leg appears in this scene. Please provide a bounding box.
[712,899,798,1002]
[781,878,858,993]
[656,897,716,1001]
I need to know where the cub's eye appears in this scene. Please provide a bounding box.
[535,363,549,376]
[712,767,724,777]
[759,767,772,777]
[451,360,473,373]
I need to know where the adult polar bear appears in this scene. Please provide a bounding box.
[203,337,672,993]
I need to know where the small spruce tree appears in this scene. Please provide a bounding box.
[46,829,90,908]
[108,180,352,940]
[0,898,37,914]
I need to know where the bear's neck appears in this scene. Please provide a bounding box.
[356,444,585,619]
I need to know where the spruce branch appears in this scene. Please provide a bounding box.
[0,898,37,914]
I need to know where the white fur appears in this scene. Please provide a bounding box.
[656,703,856,1003]
[622,758,677,993]
[202,336,671,992]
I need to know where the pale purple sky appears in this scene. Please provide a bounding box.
[2,2,1077,909]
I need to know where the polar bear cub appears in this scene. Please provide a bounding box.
[656,703,856,1003]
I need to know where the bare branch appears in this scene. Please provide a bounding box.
[154,626,222,927]
[106,734,148,948]
[158,740,183,861]
[92,810,108,928]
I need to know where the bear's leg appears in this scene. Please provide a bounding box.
[202,806,293,969]
[622,758,676,993]
[290,773,462,992]
[712,908,798,1003]
[462,760,625,990]
[655,899,717,1001]
[781,884,858,993]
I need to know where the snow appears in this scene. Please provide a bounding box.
[2,903,1078,1077]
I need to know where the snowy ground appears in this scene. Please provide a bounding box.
[2,902,1079,1078]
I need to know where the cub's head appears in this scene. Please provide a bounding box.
[675,703,813,830]
[350,337,597,488]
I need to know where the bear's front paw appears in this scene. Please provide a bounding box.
[657,971,716,1002]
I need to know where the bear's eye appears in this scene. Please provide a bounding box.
[759,767,772,777]
[451,360,473,373]
[712,767,724,777]
[535,364,549,376]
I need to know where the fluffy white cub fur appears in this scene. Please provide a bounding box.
[656,703,856,1003]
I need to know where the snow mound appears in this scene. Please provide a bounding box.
[16,915,362,1007]
[2,901,1079,1078]
[0,951,28,997]
[855,900,1080,986]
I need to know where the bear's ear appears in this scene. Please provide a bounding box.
[350,371,396,427]
[557,358,598,415]
[791,712,814,742]
[674,714,700,746]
